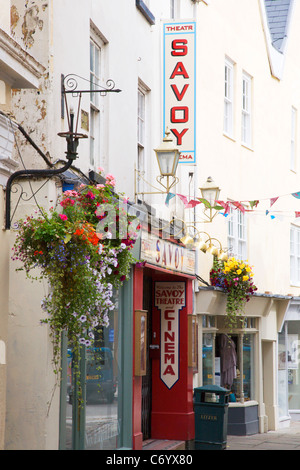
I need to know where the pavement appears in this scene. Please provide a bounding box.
[226,420,300,450]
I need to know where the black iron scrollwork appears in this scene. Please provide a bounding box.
[62,73,121,96]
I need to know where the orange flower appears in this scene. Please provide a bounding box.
[87,232,99,245]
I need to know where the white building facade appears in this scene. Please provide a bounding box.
[2,0,300,450]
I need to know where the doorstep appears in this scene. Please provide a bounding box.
[142,439,186,450]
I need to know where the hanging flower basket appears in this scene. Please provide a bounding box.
[210,257,257,328]
[12,171,141,374]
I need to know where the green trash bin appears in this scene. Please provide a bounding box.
[194,384,230,450]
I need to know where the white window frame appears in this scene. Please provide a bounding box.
[224,58,234,138]
[227,205,247,260]
[137,81,150,195]
[290,225,300,286]
[291,107,297,172]
[89,31,106,169]
[170,0,180,18]
[241,71,252,147]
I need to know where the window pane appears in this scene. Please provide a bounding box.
[84,294,119,450]
[287,321,300,413]
[203,333,214,386]
[243,334,254,400]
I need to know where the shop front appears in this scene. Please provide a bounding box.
[278,298,300,425]
[132,230,196,450]
[195,286,291,434]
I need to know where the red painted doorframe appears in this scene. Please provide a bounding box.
[132,265,195,450]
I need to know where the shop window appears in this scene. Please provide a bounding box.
[59,283,133,450]
[278,320,300,420]
[201,316,256,402]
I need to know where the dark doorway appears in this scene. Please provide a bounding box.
[141,275,152,440]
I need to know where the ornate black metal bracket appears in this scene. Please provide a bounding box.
[61,73,121,120]
[5,74,121,230]
[5,109,82,230]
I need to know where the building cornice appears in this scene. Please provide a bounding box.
[0,28,45,88]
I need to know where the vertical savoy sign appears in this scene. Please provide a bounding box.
[163,21,196,164]
[155,281,186,389]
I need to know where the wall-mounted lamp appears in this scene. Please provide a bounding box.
[179,224,228,261]
[135,128,180,202]
[199,176,221,223]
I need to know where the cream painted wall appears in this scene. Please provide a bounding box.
[6,0,300,447]
[0,189,8,450]
[192,0,300,298]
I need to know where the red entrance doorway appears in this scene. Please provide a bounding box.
[132,265,195,449]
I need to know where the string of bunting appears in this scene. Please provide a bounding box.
[165,191,300,219]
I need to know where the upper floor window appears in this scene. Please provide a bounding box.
[224,58,234,137]
[290,225,300,286]
[228,205,247,260]
[89,25,107,170]
[291,107,297,172]
[170,0,180,18]
[136,0,155,25]
[137,81,150,195]
[241,72,252,147]
[89,39,101,168]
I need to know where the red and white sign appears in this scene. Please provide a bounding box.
[163,21,196,163]
[155,282,186,389]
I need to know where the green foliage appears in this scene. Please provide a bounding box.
[12,174,141,380]
[210,257,257,329]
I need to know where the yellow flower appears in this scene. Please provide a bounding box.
[246,266,252,273]
[236,269,242,275]
[242,275,249,281]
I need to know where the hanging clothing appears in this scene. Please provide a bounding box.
[220,334,237,388]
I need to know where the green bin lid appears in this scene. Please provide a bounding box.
[194,384,229,395]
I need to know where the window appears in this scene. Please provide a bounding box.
[137,82,150,195]
[228,205,247,260]
[89,34,105,169]
[170,0,180,18]
[291,107,297,172]
[89,38,102,168]
[290,225,300,285]
[136,0,155,25]
[241,72,252,147]
[224,58,234,137]
[202,318,257,402]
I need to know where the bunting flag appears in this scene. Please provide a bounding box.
[249,200,259,209]
[163,189,300,219]
[270,197,279,207]
[231,201,245,213]
[165,192,176,206]
[177,194,200,208]
[215,200,230,215]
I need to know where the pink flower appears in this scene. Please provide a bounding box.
[106,174,116,186]
[86,191,95,199]
[64,190,78,197]
[59,214,68,221]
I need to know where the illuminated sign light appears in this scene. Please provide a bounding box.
[155,282,186,389]
[163,21,196,164]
